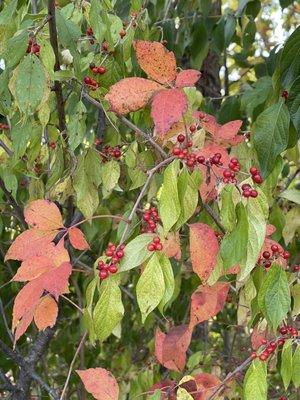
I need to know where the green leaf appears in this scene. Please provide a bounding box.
[291,284,300,317]
[239,190,268,280]
[10,54,48,116]
[292,346,300,388]
[136,252,165,323]
[147,389,161,400]
[281,339,293,389]
[175,167,201,229]
[280,26,300,87]
[38,36,56,78]
[3,30,28,69]
[190,19,209,69]
[0,0,17,25]
[220,202,248,270]
[101,160,120,197]
[279,189,300,204]
[241,77,272,118]
[253,100,290,178]
[224,14,236,46]
[158,160,181,233]
[93,276,124,341]
[119,233,154,272]
[282,206,300,245]
[243,359,267,400]
[220,185,237,231]
[286,76,300,133]
[68,101,87,151]
[242,18,256,50]
[158,253,174,314]
[0,168,18,199]
[258,264,290,331]
[89,0,106,43]
[176,388,194,400]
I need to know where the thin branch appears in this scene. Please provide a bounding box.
[61,294,84,314]
[0,370,15,392]
[0,297,14,344]
[31,15,51,37]
[120,156,175,244]
[48,0,66,134]
[0,139,13,156]
[59,331,87,400]
[0,177,27,229]
[200,198,226,234]
[81,92,168,159]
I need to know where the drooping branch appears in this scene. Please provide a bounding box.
[47,0,66,134]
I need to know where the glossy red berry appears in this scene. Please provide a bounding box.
[177,134,185,143]
[259,353,268,361]
[155,243,163,251]
[253,174,263,184]
[223,170,231,179]
[271,244,279,253]
[250,189,258,198]
[279,396,288,400]
[102,41,109,51]
[97,66,106,74]
[197,155,205,164]
[172,147,181,156]
[242,184,251,191]
[99,269,108,280]
[230,157,238,165]
[278,338,285,346]
[189,124,197,133]
[250,352,257,359]
[153,237,161,244]
[293,265,300,272]
[243,189,252,198]
[119,30,126,38]
[279,326,288,335]
[108,264,118,274]
[281,90,289,100]
[262,251,270,259]
[250,167,258,175]
[261,339,268,345]
[282,251,290,259]
[105,249,114,257]
[147,243,155,252]
[265,261,272,268]
[116,250,124,259]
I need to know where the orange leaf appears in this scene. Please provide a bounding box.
[24,199,63,231]
[134,40,177,84]
[151,88,188,135]
[34,295,58,331]
[194,373,222,400]
[69,227,90,250]
[162,231,181,260]
[12,256,54,282]
[175,69,201,88]
[40,262,72,299]
[14,307,35,345]
[76,368,119,400]
[5,229,58,262]
[105,77,162,114]
[190,223,219,282]
[189,282,229,329]
[155,325,192,372]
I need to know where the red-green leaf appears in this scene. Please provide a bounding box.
[76,368,119,400]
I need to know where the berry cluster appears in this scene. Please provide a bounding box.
[0,123,9,130]
[27,38,40,55]
[97,243,125,280]
[86,26,94,44]
[83,76,99,91]
[89,64,106,75]
[101,145,122,160]
[249,167,263,184]
[241,184,258,198]
[222,157,241,183]
[141,207,160,233]
[147,236,163,252]
[279,325,298,337]
[258,244,289,269]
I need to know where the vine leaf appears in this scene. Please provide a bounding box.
[76,368,119,400]
[151,88,188,135]
[133,40,177,84]
[175,69,201,88]
[69,227,90,250]
[189,223,219,282]
[189,282,229,329]
[104,77,162,114]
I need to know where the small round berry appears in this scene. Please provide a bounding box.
[228,162,235,170]
[99,269,108,280]
[259,353,268,361]
[271,244,279,253]
[143,212,151,221]
[155,243,163,251]
[293,265,300,272]
[223,170,231,179]
[269,341,277,348]
[242,183,251,191]
[119,244,125,250]
[83,76,92,84]
[113,149,121,158]
[92,67,98,74]
[279,326,288,335]
[108,264,118,274]
[197,155,205,164]
[262,251,270,259]
[278,338,285,346]
[261,339,268,345]
[105,249,114,257]
[116,250,124,259]
[97,66,106,74]
[253,174,263,184]
[250,167,258,175]
[243,189,252,198]
[281,90,289,100]
[119,30,126,38]
[189,124,197,133]
[147,243,155,252]
[186,159,195,167]
[282,251,290,259]
[250,352,257,359]
[153,237,161,244]
[279,396,288,400]
[265,261,272,268]
[172,147,181,156]
[250,189,258,198]
[177,134,185,143]
[102,41,109,51]
[230,157,238,165]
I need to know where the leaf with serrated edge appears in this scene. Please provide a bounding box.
[76,368,119,400]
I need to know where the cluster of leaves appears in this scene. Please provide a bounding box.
[0,0,299,400]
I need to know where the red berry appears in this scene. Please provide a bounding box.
[230,157,238,165]
[119,30,126,38]
[250,189,258,198]
[48,141,56,150]
[102,41,109,51]
[282,251,290,259]
[279,396,288,400]
[147,243,155,252]
[83,76,91,84]
[250,167,258,175]
[281,90,289,100]
[266,346,274,354]
[279,326,288,335]
[243,189,252,198]
[99,269,108,279]
[242,183,251,191]
[153,237,161,244]
[261,339,268,345]
[143,213,151,221]
[278,338,285,346]
[265,261,272,268]
[116,250,124,259]
[113,149,121,158]
[91,67,98,74]
[172,147,181,156]
[223,170,231,179]
[197,155,205,164]
[86,26,93,36]
[262,251,270,259]
[228,162,235,170]
[189,124,196,133]
[271,244,279,253]
[259,353,268,361]
[108,264,118,274]
[155,243,163,251]
[177,134,185,143]
[186,159,195,167]
[250,352,257,359]
[293,265,300,272]
[105,249,114,257]
[253,174,263,184]
[97,66,106,74]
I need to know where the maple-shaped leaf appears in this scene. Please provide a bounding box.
[193,373,221,400]
[104,77,162,114]
[69,227,90,250]
[189,282,229,329]
[162,231,181,260]
[12,255,54,282]
[24,199,63,230]
[155,325,192,372]
[33,295,58,331]
[196,144,230,201]
[76,368,119,400]
[190,223,219,282]
[175,70,201,88]
[134,40,177,84]
[151,88,188,135]
[5,229,58,262]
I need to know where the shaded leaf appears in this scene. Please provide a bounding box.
[281,339,293,389]
[243,360,267,400]
[33,295,58,330]
[119,233,154,272]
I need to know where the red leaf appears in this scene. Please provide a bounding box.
[189,223,219,282]
[40,262,72,299]
[155,325,192,372]
[175,69,201,88]
[69,227,90,250]
[76,368,119,400]
[151,88,188,135]
[189,282,230,329]
[266,224,276,236]
[24,199,63,231]
[134,40,177,84]
[193,373,221,400]
[12,256,54,282]
[33,295,58,331]
[162,231,181,260]
[105,77,162,114]
[14,307,35,345]
[5,229,58,262]
[148,380,176,400]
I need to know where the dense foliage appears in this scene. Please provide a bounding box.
[0,0,299,399]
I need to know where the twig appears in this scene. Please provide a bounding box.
[0,297,14,344]
[0,177,27,229]
[31,15,51,37]
[81,92,168,159]
[0,139,13,156]
[61,294,84,314]
[48,0,66,134]
[200,198,226,233]
[120,156,175,244]
[0,370,15,392]
[59,331,87,400]
[283,167,300,190]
